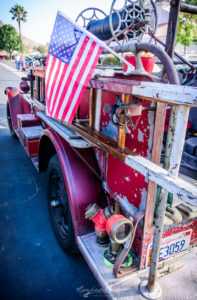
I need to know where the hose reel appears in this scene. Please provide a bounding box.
[76,0,158,45]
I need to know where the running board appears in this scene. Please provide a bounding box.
[77,233,197,300]
[36,111,93,148]
[77,233,145,300]
[18,125,43,158]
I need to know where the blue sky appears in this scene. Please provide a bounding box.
[1,0,112,45]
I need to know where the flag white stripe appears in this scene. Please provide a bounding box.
[49,61,65,111]
[45,55,53,87]
[51,33,86,117]
[57,38,93,119]
[47,58,59,99]
[65,44,100,122]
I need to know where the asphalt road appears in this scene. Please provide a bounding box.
[0,61,102,300]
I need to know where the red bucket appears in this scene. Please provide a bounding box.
[123,55,156,74]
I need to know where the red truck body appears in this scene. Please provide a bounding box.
[5,56,197,298]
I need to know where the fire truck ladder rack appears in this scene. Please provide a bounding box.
[34,76,197,299]
[37,78,197,205]
[72,77,196,299]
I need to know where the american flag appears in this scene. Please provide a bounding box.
[45,11,103,123]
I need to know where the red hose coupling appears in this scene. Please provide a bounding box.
[91,208,106,232]
[106,214,134,244]
[85,203,114,246]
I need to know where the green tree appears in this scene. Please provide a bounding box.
[176,0,197,54]
[9,4,27,54]
[102,55,121,66]
[0,24,20,59]
[22,43,29,54]
[37,44,48,54]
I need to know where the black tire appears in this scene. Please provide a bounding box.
[47,154,79,255]
[6,101,18,139]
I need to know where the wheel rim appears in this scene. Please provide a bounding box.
[50,170,69,239]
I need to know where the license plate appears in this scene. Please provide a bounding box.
[146,230,192,266]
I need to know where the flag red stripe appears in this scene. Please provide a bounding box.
[52,36,89,118]
[67,45,103,122]
[45,54,51,97]
[61,41,97,120]
[47,59,62,114]
[53,36,90,119]
[49,63,68,114]
[45,56,56,98]
[45,54,50,71]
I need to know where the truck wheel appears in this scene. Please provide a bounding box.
[6,101,18,139]
[47,154,79,255]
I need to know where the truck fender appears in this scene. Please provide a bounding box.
[39,128,104,237]
[5,87,31,131]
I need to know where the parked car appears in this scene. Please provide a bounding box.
[25,56,40,67]
[0,55,6,60]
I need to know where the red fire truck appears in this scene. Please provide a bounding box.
[5,0,197,299]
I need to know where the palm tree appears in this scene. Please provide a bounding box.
[9,4,27,54]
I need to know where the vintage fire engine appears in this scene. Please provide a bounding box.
[5,0,197,299]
